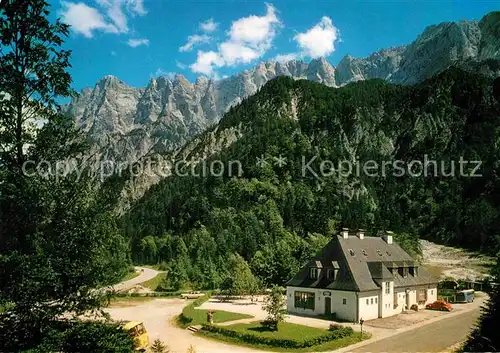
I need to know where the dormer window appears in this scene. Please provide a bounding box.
[310,268,319,279]
[327,268,336,280]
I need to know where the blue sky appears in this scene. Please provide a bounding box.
[49,0,499,92]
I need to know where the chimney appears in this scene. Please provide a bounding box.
[382,231,393,245]
[357,229,365,240]
[342,228,349,239]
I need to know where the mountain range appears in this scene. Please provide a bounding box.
[66,11,500,199]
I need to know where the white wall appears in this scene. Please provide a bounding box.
[286,287,324,316]
[393,288,406,314]
[380,281,394,318]
[287,284,438,321]
[427,286,437,303]
[286,286,357,322]
[358,291,379,321]
[330,290,357,322]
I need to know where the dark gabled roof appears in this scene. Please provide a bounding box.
[367,262,393,280]
[392,266,436,288]
[287,234,438,292]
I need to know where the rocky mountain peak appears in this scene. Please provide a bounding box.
[66,11,500,178]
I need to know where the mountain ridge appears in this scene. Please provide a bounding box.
[66,11,500,202]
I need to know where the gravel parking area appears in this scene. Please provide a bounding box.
[364,299,480,330]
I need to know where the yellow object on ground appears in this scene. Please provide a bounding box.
[122,321,149,351]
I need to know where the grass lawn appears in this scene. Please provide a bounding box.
[199,321,371,352]
[179,305,253,327]
[176,292,254,328]
[228,321,328,341]
[140,273,166,291]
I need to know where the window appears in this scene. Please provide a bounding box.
[310,268,319,279]
[349,249,355,256]
[375,297,378,304]
[294,291,315,310]
[362,249,367,256]
[366,299,369,305]
[342,298,347,305]
[431,290,434,295]
[385,281,390,294]
[327,268,335,280]
[370,298,374,305]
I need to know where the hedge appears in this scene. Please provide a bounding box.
[178,292,212,326]
[200,323,354,349]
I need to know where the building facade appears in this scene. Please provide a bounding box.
[286,230,438,322]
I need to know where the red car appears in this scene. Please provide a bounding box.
[426,300,453,311]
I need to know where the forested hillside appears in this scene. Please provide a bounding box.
[123,66,500,289]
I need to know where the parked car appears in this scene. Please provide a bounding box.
[426,300,453,311]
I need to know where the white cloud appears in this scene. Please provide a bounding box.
[228,4,279,48]
[273,53,299,62]
[176,61,188,70]
[190,51,224,76]
[190,4,281,77]
[179,34,211,52]
[126,0,147,15]
[200,18,218,33]
[153,68,176,79]
[294,16,339,58]
[60,2,118,38]
[220,41,259,65]
[61,0,147,38]
[127,38,149,47]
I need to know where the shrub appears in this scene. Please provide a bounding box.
[0,320,135,353]
[329,323,344,331]
[150,338,170,353]
[201,324,354,349]
[178,292,212,326]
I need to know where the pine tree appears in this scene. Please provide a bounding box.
[150,339,169,353]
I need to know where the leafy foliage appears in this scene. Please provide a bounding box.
[0,1,130,351]
[262,286,287,330]
[460,255,500,352]
[220,254,260,296]
[0,320,134,353]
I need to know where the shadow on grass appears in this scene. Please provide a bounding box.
[247,325,276,333]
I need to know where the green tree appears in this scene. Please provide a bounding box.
[150,338,170,353]
[262,285,287,331]
[0,1,129,350]
[225,253,260,296]
[460,255,500,352]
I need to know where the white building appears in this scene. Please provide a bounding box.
[286,229,438,322]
